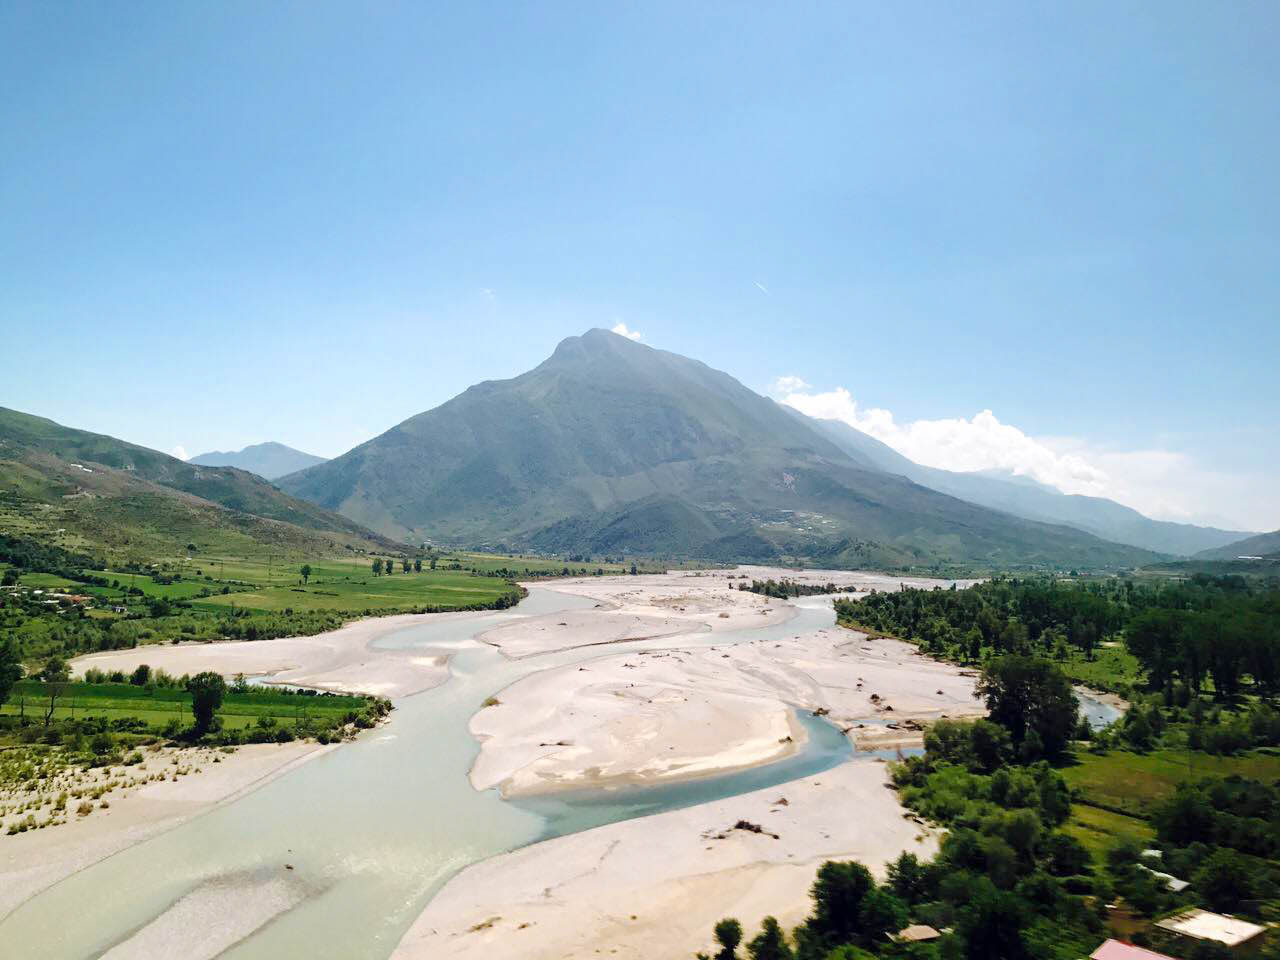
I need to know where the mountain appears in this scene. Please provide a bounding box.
[280,329,1159,571]
[794,410,1253,556]
[190,442,327,480]
[0,407,400,559]
[1195,530,1280,561]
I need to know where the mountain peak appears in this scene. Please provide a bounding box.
[189,442,327,480]
[278,336,1157,570]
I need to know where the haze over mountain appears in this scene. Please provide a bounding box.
[280,329,1160,571]
[0,407,399,559]
[791,410,1253,556]
[190,442,327,481]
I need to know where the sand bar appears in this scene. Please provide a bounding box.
[68,611,469,698]
[395,759,936,960]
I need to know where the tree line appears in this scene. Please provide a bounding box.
[834,574,1280,698]
[736,579,853,599]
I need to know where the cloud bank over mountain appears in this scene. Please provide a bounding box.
[773,379,1274,531]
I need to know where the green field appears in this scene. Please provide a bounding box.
[1,680,368,733]
[15,555,526,615]
[1063,800,1154,860]
[1063,747,1280,820]
[193,568,515,613]
[1056,644,1142,694]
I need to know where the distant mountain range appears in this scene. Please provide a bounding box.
[792,411,1253,556]
[7,331,1253,572]
[1195,530,1280,561]
[190,442,327,480]
[278,329,1170,571]
[0,407,398,559]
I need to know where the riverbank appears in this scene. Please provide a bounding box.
[395,759,935,960]
[0,740,331,921]
[68,610,476,698]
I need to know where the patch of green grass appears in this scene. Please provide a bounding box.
[1,681,368,732]
[1063,802,1154,861]
[193,568,515,613]
[16,572,83,590]
[1063,747,1280,820]
[1057,645,1141,694]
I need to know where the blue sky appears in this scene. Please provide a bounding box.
[2,2,1276,530]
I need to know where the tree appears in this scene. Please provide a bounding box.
[372,558,383,576]
[186,671,227,734]
[956,878,1026,960]
[630,562,638,576]
[402,559,411,574]
[300,564,311,584]
[802,860,874,951]
[430,556,437,570]
[39,656,70,727]
[887,851,928,904]
[384,558,394,575]
[0,641,22,707]
[713,918,743,960]
[1123,709,1154,752]
[976,656,1079,760]
[129,663,151,686]
[1153,784,1216,846]
[1193,848,1255,913]
[970,718,1013,773]
[746,917,793,960]
[857,888,908,942]
[1044,833,1090,877]
[414,558,422,573]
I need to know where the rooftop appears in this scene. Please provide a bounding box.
[1155,909,1267,947]
[893,925,941,943]
[1091,938,1178,960]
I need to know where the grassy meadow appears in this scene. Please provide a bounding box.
[1062,746,1280,819]
[1059,745,1280,862]
[1,679,369,734]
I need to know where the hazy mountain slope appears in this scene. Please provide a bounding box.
[189,442,327,480]
[281,329,1157,570]
[797,412,1251,556]
[1195,530,1280,560]
[0,407,401,558]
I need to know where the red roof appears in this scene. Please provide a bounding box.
[1091,940,1176,960]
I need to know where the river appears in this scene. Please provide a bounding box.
[1,588,854,959]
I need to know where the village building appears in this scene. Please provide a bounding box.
[1154,908,1268,954]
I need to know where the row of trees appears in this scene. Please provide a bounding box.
[835,575,1280,698]
[1126,596,1280,697]
[736,579,853,599]
[0,644,227,736]
[369,557,429,576]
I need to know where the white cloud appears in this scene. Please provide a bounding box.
[169,445,189,461]
[774,382,1275,531]
[770,375,812,395]
[611,321,643,342]
[754,281,769,295]
[480,288,495,300]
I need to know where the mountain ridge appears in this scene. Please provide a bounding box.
[1195,530,1280,561]
[0,406,402,558]
[190,441,327,480]
[792,410,1253,556]
[280,329,1160,571]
